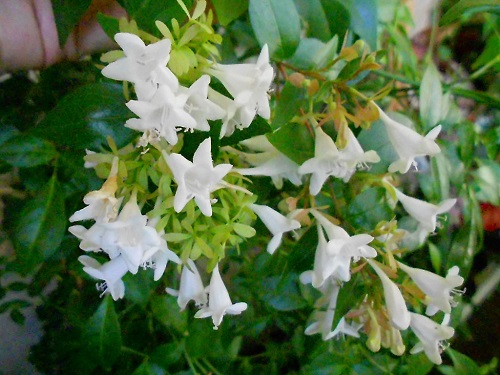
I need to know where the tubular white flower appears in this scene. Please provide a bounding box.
[69,157,121,223]
[367,259,411,330]
[394,188,457,233]
[233,135,303,189]
[125,84,197,146]
[209,44,273,122]
[79,255,129,301]
[299,126,352,195]
[102,33,177,87]
[304,283,340,339]
[398,263,464,316]
[409,312,455,365]
[375,103,441,173]
[310,210,377,283]
[324,317,363,340]
[166,259,208,310]
[195,264,247,330]
[339,127,380,171]
[249,203,301,254]
[163,138,232,216]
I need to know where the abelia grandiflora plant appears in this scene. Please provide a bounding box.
[69,0,464,365]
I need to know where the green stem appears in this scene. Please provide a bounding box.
[121,346,148,358]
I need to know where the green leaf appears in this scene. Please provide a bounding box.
[212,0,249,26]
[267,122,314,165]
[97,13,121,41]
[472,160,500,205]
[271,82,307,130]
[85,295,122,371]
[346,187,393,231]
[132,361,166,375]
[444,348,482,375]
[52,0,92,46]
[219,116,272,146]
[320,0,351,43]
[118,0,193,34]
[345,0,378,50]
[440,0,500,26]
[150,295,188,334]
[249,0,301,59]
[31,82,136,149]
[13,173,66,274]
[357,120,397,174]
[294,0,332,41]
[420,63,443,128]
[262,273,307,311]
[331,274,364,329]
[0,134,58,168]
[150,342,184,369]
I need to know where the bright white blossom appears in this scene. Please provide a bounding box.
[166,259,208,310]
[394,188,456,233]
[79,255,129,301]
[375,104,441,173]
[409,312,455,365]
[339,127,380,172]
[195,264,247,330]
[233,135,302,189]
[210,44,273,122]
[398,263,464,316]
[249,203,301,254]
[125,84,197,146]
[367,259,411,330]
[309,210,377,283]
[102,33,177,88]
[304,283,340,339]
[324,317,363,340]
[163,138,232,216]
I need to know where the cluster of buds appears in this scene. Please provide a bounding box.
[69,0,465,365]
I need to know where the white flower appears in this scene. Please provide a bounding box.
[375,104,441,173]
[310,210,377,283]
[102,33,177,87]
[299,126,350,195]
[304,283,340,339]
[367,259,411,330]
[70,157,121,223]
[181,75,225,131]
[398,263,464,316]
[324,317,363,340]
[79,255,129,301]
[248,203,301,254]
[394,188,456,233]
[195,263,247,330]
[163,138,232,216]
[409,312,455,365]
[209,45,273,122]
[232,135,302,189]
[339,127,380,171]
[166,259,207,310]
[125,84,197,146]
[208,89,256,137]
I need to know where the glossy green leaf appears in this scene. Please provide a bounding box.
[0,134,58,168]
[262,273,307,311]
[440,0,500,26]
[31,82,136,149]
[249,0,301,59]
[294,0,332,41]
[117,0,193,34]
[345,0,378,50]
[13,173,66,274]
[132,361,166,375]
[320,0,351,43]
[150,295,188,334]
[444,348,482,375]
[331,274,364,329]
[52,0,92,46]
[346,187,393,231]
[357,121,397,174]
[86,295,122,370]
[420,63,443,128]
[267,122,314,165]
[272,82,307,130]
[220,116,272,146]
[212,0,249,26]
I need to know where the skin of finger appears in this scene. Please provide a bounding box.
[0,0,47,71]
[0,0,126,71]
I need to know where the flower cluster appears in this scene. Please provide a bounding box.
[69,1,465,365]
